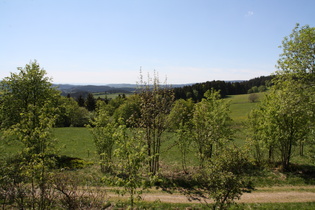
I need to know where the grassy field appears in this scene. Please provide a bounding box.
[227,92,265,122]
[53,127,97,161]
[93,92,132,99]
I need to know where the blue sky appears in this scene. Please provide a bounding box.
[1,0,315,84]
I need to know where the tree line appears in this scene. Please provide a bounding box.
[0,23,314,209]
[173,75,273,101]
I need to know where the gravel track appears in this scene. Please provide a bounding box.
[107,186,315,204]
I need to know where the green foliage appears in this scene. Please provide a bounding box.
[247,24,315,170]
[138,71,175,175]
[0,61,60,129]
[113,94,141,127]
[76,94,85,107]
[193,89,233,167]
[0,61,61,209]
[88,105,117,172]
[258,85,267,92]
[108,125,151,208]
[0,60,59,155]
[248,93,259,103]
[56,96,85,127]
[248,79,313,170]
[277,24,315,79]
[85,93,96,111]
[193,145,253,209]
[168,98,195,172]
[71,106,91,127]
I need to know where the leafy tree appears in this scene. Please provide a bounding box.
[247,86,258,94]
[258,85,267,92]
[248,79,312,170]
[138,71,174,175]
[0,60,59,154]
[0,61,59,209]
[247,108,270,166]
[193,145,253,209]
[192,89,233,167]
[248,93,259,103]
[276,24,315,156]
[0,60,60,130]
[168,98,194,173]
[71,107,91,127]
[113,94,141,127]
[277,24,315,82]
[248,24,315,169]
[88,107,116,172]
[56,96,81,127]
[109,125,150,208]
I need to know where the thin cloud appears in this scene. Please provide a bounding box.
[245,11,254,17]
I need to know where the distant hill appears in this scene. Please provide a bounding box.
[54,76,272,100]
[54,83,190,98]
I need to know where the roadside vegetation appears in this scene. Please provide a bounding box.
[1,24,315,209]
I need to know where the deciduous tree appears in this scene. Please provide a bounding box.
[192,89,233,167]
[0,60,60,209]
[193,145,253,209]
[277,24,315,81]
[138,71,174,175]
[168,98,194,173]
[248,79,312,170]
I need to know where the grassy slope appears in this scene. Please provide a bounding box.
[227,92,265,122]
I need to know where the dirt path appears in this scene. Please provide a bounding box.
[107,186,315,204]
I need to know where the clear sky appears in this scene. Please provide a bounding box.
[1,0,315,84]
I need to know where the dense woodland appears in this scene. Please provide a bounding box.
[0,24,315,209]
[173,75,273,101]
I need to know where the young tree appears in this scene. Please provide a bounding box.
[168,98,194,173]
[193,145,253,209]
[109,125,150,208]
[0,60,59,154]
[277,24,315,81]
[0,61,60,209]
[0,60,60,131]
[248,79,312,170]
[89,104,116,172]
[276,24,315,159]
[138,71,174,175]
[192,89,233,167]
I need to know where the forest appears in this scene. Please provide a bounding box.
[0,24,315,209]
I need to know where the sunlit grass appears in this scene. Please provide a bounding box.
[226,92,266,123]
[53,127,97,161]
